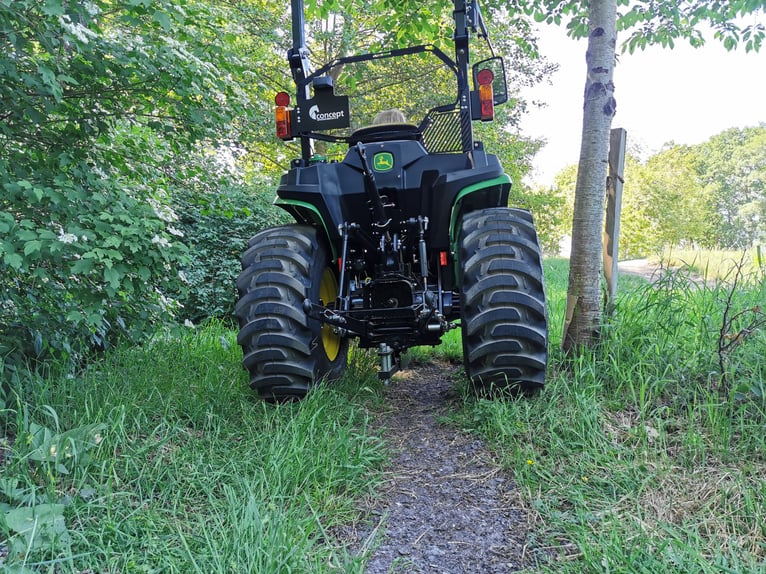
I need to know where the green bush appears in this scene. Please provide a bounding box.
[173,183,288,324]
[0,154,189,375]
[0,1,253,378]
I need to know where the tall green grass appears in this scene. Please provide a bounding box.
[455,256,766,572]
[1,324,385,573]
[3,253,764,573]
[658,246,765,281]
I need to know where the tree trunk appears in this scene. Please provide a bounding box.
[561,0,618,352]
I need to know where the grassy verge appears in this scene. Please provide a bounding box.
[657,246,765,280]
[1,324,385,573]
[3,253,764,572]
[455,257,766,572]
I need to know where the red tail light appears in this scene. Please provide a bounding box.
[477,69,494,121]
[275,92,292,139]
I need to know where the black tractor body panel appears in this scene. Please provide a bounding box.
[236,0,547,394]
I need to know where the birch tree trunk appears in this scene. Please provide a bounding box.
[561,0,618,352]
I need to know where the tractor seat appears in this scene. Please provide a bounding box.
[348,123,421,145]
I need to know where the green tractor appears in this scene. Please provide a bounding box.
[236,0,548,400]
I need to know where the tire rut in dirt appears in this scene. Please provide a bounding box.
[344,365,529,573]
[235,225,347,401]
[459,207,548,394]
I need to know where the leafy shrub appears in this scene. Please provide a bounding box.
[0,0,253,378]
[0,153,189,375]
[173,183,288,324]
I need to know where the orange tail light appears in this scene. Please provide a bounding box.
[275,92,292,140]
[477,69,495,121]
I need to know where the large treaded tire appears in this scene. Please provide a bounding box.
[235,225,348,401]
[458,207,548,394]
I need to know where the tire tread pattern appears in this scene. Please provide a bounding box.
[235,225,345,400]
[459,207,548,393]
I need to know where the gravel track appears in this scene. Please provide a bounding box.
[348,363,530,573]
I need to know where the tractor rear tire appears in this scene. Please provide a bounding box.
[235,225,348,401]
[458,207,548,395]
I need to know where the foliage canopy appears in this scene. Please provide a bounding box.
[0,0,251,369]
[1,0,550,376]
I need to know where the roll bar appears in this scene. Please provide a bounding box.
[287,0,489,160]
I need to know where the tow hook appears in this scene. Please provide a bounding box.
[377,343,399,384]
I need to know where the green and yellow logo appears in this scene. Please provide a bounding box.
[373,152,394,172]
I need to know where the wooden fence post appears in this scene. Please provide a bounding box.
[603,128,627,310]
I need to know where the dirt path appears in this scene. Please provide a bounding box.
[617,258,665,281]
[351,363,529,573]
[337,259,679,571]
[339,260,670,571]
[618,258,707,285]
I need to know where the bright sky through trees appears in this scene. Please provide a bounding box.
[522,24,766,186]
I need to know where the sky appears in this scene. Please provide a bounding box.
[519,24,766,186]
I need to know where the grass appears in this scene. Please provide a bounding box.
[1,324,386,573]
[3,250,765,572]
[454,253,766,572]
[656,246,765,281]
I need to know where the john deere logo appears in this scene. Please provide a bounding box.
[373,152,394,172]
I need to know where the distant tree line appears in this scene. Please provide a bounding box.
[536,125,766,258]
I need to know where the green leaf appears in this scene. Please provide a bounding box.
[66,310,84,322]
[153,10,172,31]
[37,65,62,102]
[41,0,65,16]
[17,229,37,241]
[71,258,94,274]
[4,503,66,535]
[23,240,42,256]
[57,74,79,86]
[104,267,122,290]
[3,253,23,270]
[138,266,151,281]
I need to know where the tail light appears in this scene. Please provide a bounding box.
[477,69,494,121]
[275,92,292,139]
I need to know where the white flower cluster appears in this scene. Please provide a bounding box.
[58,232,78,244]
[148,197,179,223]
[83,1,101,17]
[59,14,97,45]
[151,235,170,248]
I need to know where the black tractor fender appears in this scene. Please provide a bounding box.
[446,173,512,283]
[273,198,338,261]
[445,173,511,245]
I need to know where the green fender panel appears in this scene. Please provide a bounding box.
[448,175,511,282]
[275,198,337,260]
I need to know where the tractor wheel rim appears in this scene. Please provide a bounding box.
[319,267,341,361]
